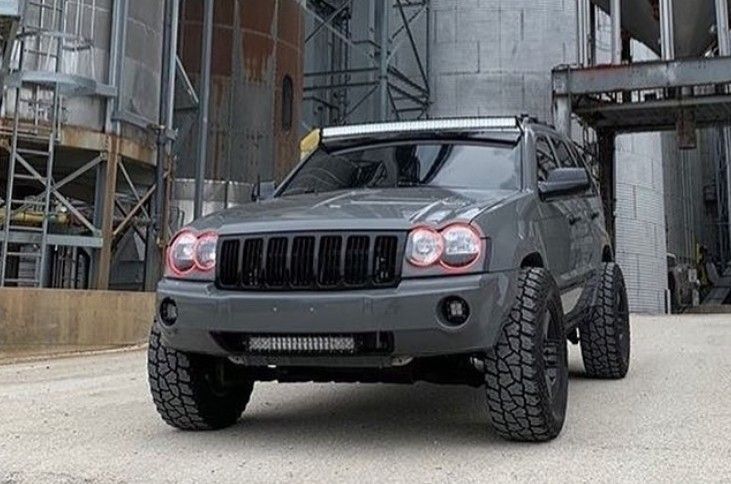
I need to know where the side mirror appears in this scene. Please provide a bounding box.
[538,168,591,199]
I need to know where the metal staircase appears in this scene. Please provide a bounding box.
[0,0,64,287]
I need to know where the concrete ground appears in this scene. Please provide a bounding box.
[1,314,730,483]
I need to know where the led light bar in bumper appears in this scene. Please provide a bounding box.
[247,335,357,354]
[322,117,519,138]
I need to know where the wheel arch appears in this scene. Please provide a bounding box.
[520,252,545,268]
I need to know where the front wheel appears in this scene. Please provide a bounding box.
[148,324,255,430]
[484,268,569,442]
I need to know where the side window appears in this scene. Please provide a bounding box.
[569,141,600,195]
[536,136,558,182]
[552,138,578,169]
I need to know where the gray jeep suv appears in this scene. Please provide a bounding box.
[148,117,630,442]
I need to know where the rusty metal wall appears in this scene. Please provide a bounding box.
[177,0,304,185]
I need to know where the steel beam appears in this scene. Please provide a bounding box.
[91,142,120,290]
[598,132,617,245]
[553,56,731,96]
[194,0,214,220]
[379,0,391,121]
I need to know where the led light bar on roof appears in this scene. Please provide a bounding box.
[322,117,519,139]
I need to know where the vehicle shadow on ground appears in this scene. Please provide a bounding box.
[175,361,592,448]
[232,383,502,447]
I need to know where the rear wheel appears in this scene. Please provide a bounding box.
[580,262,631,379]
[484,268,569,442]
[148,324,254,430]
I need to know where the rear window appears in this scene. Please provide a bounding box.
[280,142,521,196]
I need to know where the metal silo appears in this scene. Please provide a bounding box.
[0,0,167,289]
[173,0,305,225]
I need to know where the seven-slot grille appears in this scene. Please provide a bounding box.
[217,232,404,291]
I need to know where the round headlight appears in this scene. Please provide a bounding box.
[441,224,482,268]
[168,231,197,274]
[407,227,444,267]
[194,232,218,271]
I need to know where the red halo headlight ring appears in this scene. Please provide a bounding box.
[167,230,198,276]
[193,231,219,271]
[406,223,483,269]
[439,223,483,270]
[166,230,219,277]
[406,226,444,267]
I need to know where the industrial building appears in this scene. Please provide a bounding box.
[0,0,730,326]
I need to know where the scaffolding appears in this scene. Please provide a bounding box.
[554,0,731,250]
[302,0,431,126]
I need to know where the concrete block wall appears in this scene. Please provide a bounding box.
[429,0,577,122]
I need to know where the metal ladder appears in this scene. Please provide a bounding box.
[0,0,64,287]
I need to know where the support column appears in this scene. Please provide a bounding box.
[598,131,617,245]
[379,0,390,121]
[553,94,572,137]
[576,0,590,66]
[610,0,622,64]
[145,0,180,290]
[659,0,675,60]
[716,0,731,263]
[92,143,119,290]
[194,0,214,220]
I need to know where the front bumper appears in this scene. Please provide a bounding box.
[156,271,519,366]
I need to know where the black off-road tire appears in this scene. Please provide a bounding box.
[580,262,631,379]
[148,324,254,430]
[484,268,569,442]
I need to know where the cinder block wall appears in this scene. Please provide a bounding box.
[429,0,576,122]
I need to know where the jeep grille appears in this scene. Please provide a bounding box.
[217,232,404,291]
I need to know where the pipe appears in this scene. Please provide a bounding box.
[0,211,70,226]
[194,0,214,220]
[610,0,622,64]
[659,0,675,60]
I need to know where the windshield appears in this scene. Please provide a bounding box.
[279,141,521,196]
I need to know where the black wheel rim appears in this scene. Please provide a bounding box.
[541,309,564,402]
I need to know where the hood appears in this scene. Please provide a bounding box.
[188,187,517,235]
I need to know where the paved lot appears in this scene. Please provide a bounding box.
[1,314,730,483]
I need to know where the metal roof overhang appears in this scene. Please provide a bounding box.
[553,56,731,134]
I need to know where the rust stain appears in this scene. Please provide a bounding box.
[179,0,304,183]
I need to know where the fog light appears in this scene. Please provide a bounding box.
[440,296,470,326]
[159,298,178,326]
